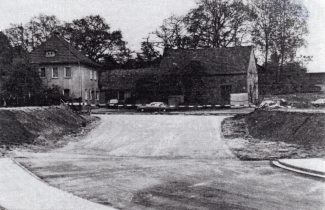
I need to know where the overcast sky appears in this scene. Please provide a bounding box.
[0,0,324,72]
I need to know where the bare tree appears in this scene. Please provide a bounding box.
[252,0,308,77]
[154,14,188,49]
[5,14,61,51]
[183,0,252,48]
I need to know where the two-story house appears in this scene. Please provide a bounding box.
[29,34,101,105]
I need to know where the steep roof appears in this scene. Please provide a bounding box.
[160,46,253,75]
[101,68,161,90]
[29,35,101,68]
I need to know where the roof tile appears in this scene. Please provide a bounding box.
[29,35,101,67]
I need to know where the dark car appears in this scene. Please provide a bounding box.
[137,102,175,112]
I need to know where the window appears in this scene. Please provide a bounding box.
[64,67,71,78]
[90,70,93,80]
[40,68,46,77]
[45,51,56,57]
[89,89,92,100]
[85,89,88,100]
[94,71,97,80]
[52,67,58,78]
[96,91,100,100]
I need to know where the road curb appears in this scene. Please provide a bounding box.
[10,157,44,182]
[272,160,325,179]
[3,157,117,210]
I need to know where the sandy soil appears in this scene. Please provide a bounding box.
[13,115,325,210]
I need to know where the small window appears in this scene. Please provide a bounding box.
[45,51,56,57]
[89,89,92,100]
[52,67,58,78]
[94,71,97,80]
[40,68,46,77]
[64,67,71,78]
[85,89,88,100]
[90,70,93,80]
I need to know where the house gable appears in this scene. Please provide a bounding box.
[29,35,101,68]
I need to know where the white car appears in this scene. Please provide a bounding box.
[259,100,283,109]
[137,102,172,112]
[106,99,123,108]
[311,99,325,107]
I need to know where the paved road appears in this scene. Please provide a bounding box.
[14,115,325,210]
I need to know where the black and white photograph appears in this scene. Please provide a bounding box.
[0,0,324,209]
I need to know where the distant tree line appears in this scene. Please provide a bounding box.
[4,0,310,74]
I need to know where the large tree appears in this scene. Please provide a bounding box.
[252,0,308,77]
[62,15,129,63]
[5,14,61,51]
[0,32,13,71]
[153,0,252,49]
[1,52,43,106]
[183,0,252,48]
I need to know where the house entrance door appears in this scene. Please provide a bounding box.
[63,89,70,98]
[220,85,232,105]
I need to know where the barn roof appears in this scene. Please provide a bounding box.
[29,35,101,68]
[160,46,253,75]
[101,68,161,90]
[100,46,254,91]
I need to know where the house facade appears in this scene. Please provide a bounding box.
[101,46,258,105]
[29,34,101,104]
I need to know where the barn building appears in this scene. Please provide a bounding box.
[101,46,258,106]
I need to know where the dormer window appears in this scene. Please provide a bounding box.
[45,51,56,57]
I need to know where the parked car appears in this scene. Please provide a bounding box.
[106,99,123,108]
[258,100,283,109]
[311,99,325,107]
[137,102,174,112]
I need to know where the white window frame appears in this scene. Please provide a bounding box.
[64,67,72,78]
[52,67,58,78]
[90,70,93,80]
[89,89,92,100]
[39,67,46,77]
[45,51,56,57]
[85,89,88,100]
[94,70,97,80]
[96,91,99,100]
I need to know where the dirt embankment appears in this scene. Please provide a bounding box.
[222,110,325,160]
[0,106,94,154]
